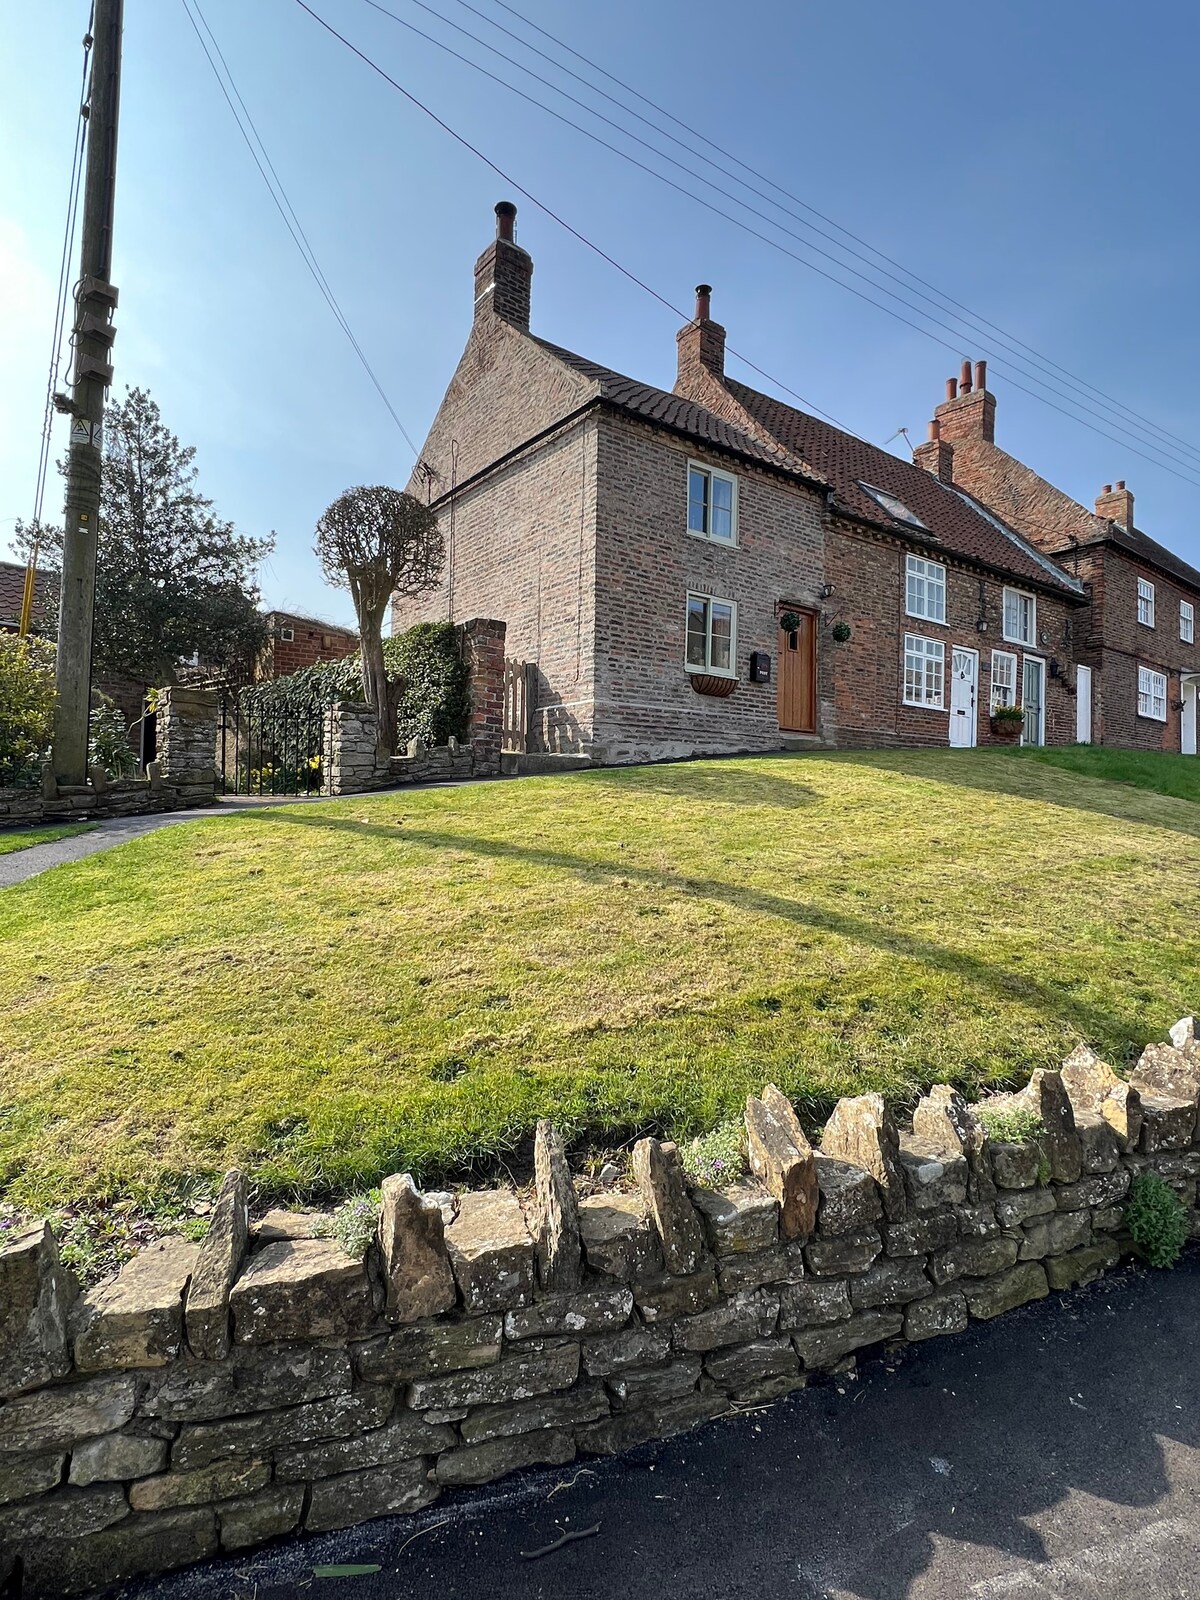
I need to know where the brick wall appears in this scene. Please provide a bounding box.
[259,616,358,681]
[828,524,1080,748]
[590,412,828,764]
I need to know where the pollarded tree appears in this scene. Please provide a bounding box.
[314,486,444,754]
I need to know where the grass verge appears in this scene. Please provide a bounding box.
[0,822,96,857]
[0,749,1196,1214]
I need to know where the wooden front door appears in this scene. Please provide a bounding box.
[777,610,817,732]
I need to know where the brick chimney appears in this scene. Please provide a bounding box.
[933,358,996,444]
[913,417,954,484]
[1095,480,1134,528]
[473,200,532,330]
[676,284,726,386]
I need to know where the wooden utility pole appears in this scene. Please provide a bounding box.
[53,0,123,784]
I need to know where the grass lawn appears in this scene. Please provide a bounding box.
[1,748,1198,1216]
[1011,744,1200,803]
[0,822,95,856]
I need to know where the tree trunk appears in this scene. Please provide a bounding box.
[358,604,395,758]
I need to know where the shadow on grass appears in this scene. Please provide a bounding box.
[576,757,818,810]
[248,805,1156,1054]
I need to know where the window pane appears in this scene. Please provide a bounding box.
[711,503,733,541]
[688,469,708,534]
[686,597,708,666]
[711,476,733,512]
[710,603,733,670]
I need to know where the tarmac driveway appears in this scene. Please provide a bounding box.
[125,1252,1200,1600]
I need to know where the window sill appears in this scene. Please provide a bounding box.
[905,612,947,627]
[685,528,738,549]
[1136,713,1168,724]
[901,699,947,712]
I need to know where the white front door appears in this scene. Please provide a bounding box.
[1183,677,1198,756]
[1076,665,1092,744]
[949,648,978,748]
[1022,655,1046,747]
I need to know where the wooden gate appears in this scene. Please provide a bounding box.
[777,611,817,732]
[503,659,535,753]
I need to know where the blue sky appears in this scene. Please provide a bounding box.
[2,0,1197,629]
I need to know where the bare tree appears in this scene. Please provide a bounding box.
[314,486,444,754]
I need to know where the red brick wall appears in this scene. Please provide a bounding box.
[459,617,506,773]
[590,412,829,764]
[1083,548,1199,750]
[260,617,358,680]
[827,523,1080,748]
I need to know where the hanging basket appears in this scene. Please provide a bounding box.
[778,610,802,634]
[688,672,738,699]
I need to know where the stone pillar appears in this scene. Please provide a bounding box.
[459,618,506,777]
[324,701,391,795]
[155,687,218,806]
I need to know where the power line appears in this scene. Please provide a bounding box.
[292,0,853,433]
[476,0,1200,473]
[31,12,94,531]
[349,0,1200,489]
[179,0,421,460]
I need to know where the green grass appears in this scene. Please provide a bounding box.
[1,748,1197,1214]
[1012,745,1200,804]
[0,822,95,857]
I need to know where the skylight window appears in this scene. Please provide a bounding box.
[859,482,927,530]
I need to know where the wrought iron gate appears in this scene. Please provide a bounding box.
[215,688,328,796]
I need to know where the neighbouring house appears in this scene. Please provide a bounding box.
[911,361,1200,755]
[673,297,1087,750]
[256,609,358,680]
[0,559,56,635]
[396,203,1098,764]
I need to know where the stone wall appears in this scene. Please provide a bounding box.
[0,690,218,834]
[3,1025,1199,1596]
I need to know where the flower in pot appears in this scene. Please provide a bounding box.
[990,702,1025,741]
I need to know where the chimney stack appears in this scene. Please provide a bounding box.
[473,200,533,330]
[932,355,996,444]
[913,415,954,484]
[676,281,727,387]
[1095,480,1134,528]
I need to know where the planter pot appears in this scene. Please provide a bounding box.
[688,672,738,699]
[990,716,1023,742]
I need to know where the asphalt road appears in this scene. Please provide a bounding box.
[125,1252,1200,1600]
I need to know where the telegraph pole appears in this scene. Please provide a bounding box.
[53,0,124,784]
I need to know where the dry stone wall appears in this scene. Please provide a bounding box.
[3,1027,1200,1596]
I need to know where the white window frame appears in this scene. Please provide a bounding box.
[902,633,946,709]
[1137,577,1155,628]
[1181,600,1195,644]
[905,554,947,625]
[990,649,1018,710]
[686,460,739,547]
[1002,587,1036,646]
[279,625,294,642]
[1138,664,1168,722]
[685,592,737,678]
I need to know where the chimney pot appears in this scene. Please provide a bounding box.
[495,200,517,242]
[695,283,712,321]
[946,377,958,401]
[959,359,972,394]
[928,418,941,441]
[1102,484,1112,495]
[1116,479,1125,490]
[974,359,987,392]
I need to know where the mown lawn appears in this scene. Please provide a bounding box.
[1011,744,1200,803]
[1,749,1197,1214]
[0,822,95,856]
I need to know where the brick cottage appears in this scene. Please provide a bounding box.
[395,203,1196,766]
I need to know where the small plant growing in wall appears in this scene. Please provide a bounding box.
[316,1190,382,1259]
[681,1120,748,1189]
[1124,1173,1189,1267]
[977,1103,1051,1183]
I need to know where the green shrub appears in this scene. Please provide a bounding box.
[0,634,56,784]
[238,622,469,748]
[88,694,138,779]
[316,1189,381,1259]
[976,1103,1046,1145]
[681,1120,748,1189]
[1125,1173,1189,1267]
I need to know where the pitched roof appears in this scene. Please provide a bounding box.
[0,560,57,630]
[534,339,820,480]
[723,380,1085,598]
[1099,521,1200,593]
